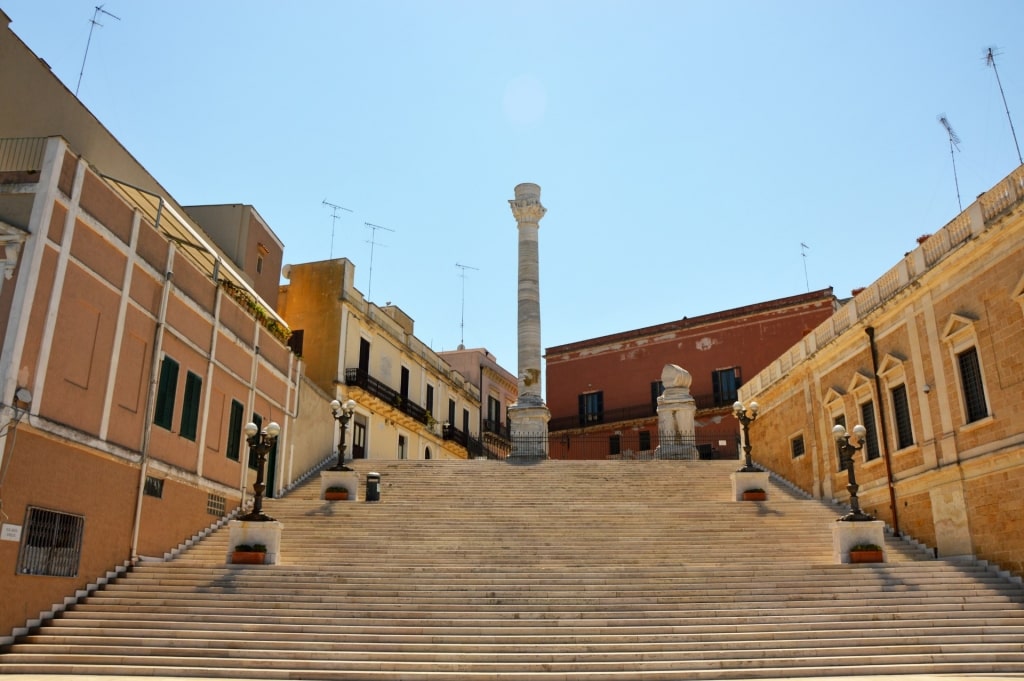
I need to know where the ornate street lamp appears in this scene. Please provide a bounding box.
[239,421,280,522]
[733,400,759,472]
[329,399,357,471]
[833,423,874,522]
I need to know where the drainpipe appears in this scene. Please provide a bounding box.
[129,203,174,561]
[865,326,900,537]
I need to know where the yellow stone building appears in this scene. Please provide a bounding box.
[740,165,1024,577]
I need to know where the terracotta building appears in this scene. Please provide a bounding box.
[545,289,838,459]
[278,259,482,461]
[0,12,331,640]
[739,164,1024,578]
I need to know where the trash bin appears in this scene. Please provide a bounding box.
[366,472,381,502]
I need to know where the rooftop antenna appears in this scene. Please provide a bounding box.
[800,243,810,292]
[76,4,120,97]
[363,222,394,301]
[938,115,963,213]
[322,199,352,259]
[985,47,1023,167]
[455,262,479,349]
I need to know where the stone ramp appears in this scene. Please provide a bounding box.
[2,459,1024,679]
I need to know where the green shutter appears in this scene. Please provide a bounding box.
[153,357,179,429]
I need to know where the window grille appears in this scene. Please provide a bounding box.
[207,494,226,516]
[17,507,85,577]
[791,435,805,458]
[144,476,164,498]
[957,347,989,423]
[638,430,651,451]
[609,434,621,455]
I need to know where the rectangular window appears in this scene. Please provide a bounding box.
[891,384,914,449]
[226,399,245,461]
[639,430,651,451]
[791,435,805,458]
[352,421,366,459]
[179,371,203,441]
[143,476,164,498]
[650,380,664,412]
[398,434,407,460]
[609,434,621,455]
[358,338,371,373]
[463,408,470,436]
[153,356,179,429]
[207,494,226,516]
[578,391,604,426]
[860,401,881,461]
[448,398,456,426]
[17,507,85,577]
[712,367,741,406]
[400,366,410,400]
[957,347,989,423]
[487,395,501,422]
[287,329,304,357]
[426,385,434,416]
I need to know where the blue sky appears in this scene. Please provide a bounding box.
[4,1,1023,383]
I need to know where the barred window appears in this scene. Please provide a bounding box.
[791,435,805,458]
[957,347,989,423]
[609,434,621,455]
[207,494,226,516]
[638,430,651,451]
[144,476,164,498]
[17,507,85,577]
[891,384,914,449]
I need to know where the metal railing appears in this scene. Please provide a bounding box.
[475,429,740,462]
[548,395,734,431]
[344,367,429,425]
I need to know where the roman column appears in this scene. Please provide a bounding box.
[508,182,550,457]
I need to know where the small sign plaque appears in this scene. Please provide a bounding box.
[1,523,22,542]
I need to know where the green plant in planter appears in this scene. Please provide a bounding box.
[745,488,766,494]
[234,543,267,553]
[326,486,347,493]
[851,543,882,552]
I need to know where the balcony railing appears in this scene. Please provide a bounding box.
[474,430,740,461]
[549,394,734,431]
[344,367,429,425]
[483,418,510,439]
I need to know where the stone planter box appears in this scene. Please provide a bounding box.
[231,550,266,565]
[849,549,884,564]
[741,490,767,501]
[324,489,349,501]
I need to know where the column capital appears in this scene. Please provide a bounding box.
[509,197,546,225]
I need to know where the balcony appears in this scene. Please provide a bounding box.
[344,368,428,425]
[549,394,736,432]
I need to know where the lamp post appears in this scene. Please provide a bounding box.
[832,423,874,522]
[239,421,280,522]
[329,399,357,471]
[733,400,759,472]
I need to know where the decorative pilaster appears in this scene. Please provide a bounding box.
[508,183,549,458]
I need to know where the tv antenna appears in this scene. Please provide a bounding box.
[322,199,352,259]
[938,115,963,213]
[985,47,1023,166]
[363,222,394,301]
[76,4,120,97]
[800,243,810,292]
[455,262,479,349]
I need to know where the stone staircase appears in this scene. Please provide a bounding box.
[3,458,1024,679]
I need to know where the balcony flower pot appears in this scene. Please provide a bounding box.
[849,543,884,564]
[324,486,349,501]
[231,543,267,565]
[741,488,767,501]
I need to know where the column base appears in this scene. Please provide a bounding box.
[508,403,550,459]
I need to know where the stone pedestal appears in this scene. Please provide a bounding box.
[731,470,770,501]
[508,403,550,458]
[832,519,887,564]
[656,364,697,459]
[227,519,283,565]
[321,469,359,501]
